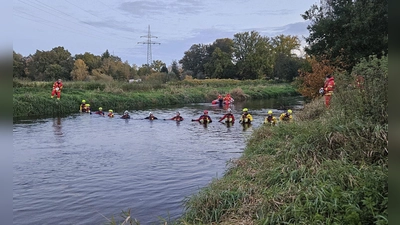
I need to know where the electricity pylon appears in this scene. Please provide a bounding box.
[137,25,160,66]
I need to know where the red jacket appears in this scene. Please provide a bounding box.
[53,81,63,91]
[324,77,335,96]
[219,113,235,123]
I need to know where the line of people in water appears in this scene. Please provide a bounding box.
[79,99,293,126]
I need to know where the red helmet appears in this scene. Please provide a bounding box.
[204,110,208,114]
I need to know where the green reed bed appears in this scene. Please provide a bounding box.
[13,79,297,118]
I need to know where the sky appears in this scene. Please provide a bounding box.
[13,0,319,67]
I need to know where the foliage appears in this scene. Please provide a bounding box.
[295,56,337,99]
[70,59,89,81]
[273,53,301,82]
[179,55,388,224]
[302,0,388,71]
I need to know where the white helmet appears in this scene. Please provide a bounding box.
[124,110,129,114]
[227,108,232,112]
[149,112,153,115]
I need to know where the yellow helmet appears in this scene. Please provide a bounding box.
[86,104,90,106]
[268,110,273,114]
[99,107,103,111]
[109,109,113,112]
[288,109,292,114]
[242,108,248,112]
[82,100,86,103]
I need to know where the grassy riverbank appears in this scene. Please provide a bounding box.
[107,56,387,224]
[13,79,297,118]
[177,56,388,224]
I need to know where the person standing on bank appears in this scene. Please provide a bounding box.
[51,79,63,100]
[322,74,335,108]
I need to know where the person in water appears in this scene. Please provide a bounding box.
[217,94,224,107]
[192,110,212,123]
[94,107,105,116]
[279,109,293,122]
[167,111,184,121]
[144,112,158,120]
[79,100,88,112]
[108,109,114,118]
[218,108,235,124]
[51,79,63,100]
[121,110,130,119]
[264,110,278,126]
[239,108,253,124]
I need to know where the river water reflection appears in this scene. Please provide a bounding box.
[13,97,303,224]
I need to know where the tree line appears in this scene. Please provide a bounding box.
[13,0,387,86]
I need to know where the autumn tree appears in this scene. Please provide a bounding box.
[296,56,336,99]
[71,59,89,81]
[74,52,101,74]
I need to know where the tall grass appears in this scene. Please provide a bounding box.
[179,55,388,224]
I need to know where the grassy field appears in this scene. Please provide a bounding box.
[13,79,297,118]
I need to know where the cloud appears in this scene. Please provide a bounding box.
[118,0,204,17]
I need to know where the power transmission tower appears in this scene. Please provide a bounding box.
[137,25,160,66]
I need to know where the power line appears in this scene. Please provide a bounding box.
[137,25,160,66]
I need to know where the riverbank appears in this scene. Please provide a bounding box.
[13,79,297,118]
[177,56,388,224]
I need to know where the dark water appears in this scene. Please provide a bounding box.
[13,97,303,225]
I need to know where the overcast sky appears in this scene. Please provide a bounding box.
[13,0,318,66]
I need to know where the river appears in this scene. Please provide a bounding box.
[13,97,303,224]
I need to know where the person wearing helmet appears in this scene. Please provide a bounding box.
[218,108,235,124]
[121,110,130,119]
[192,110,212,124]
[79,100,88,112]
[144,112,158,120]
[94,107,105,116]
[264,110,277,126]
[239,108,253,124]
[166,111,184,121]
[50,78,63,100]
[108,109,114,118]
[83,104,91,114]
[279,109,293,122]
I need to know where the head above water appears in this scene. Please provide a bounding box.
[203,110,208,114]
[227,108,232,113]
[149,112,153,116]
[287,109,292,114]
[57,79,62,82]
[99,107,103,111]
[124,110,129,115]
[242,108,248,112]
[268,110,273,115]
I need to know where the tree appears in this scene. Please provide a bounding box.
[160,65,168,73]
[13,51,26,79]
[71,59,89,81]
[74,52,101,74]
[233,31,272,79]
[273,53,300,82]
[151,60,166,72]
[296,56,337,99]
[302,0,388,70]
[271,35,301,57]
[204,48,235,79]
[170,60,181,80]
[179,44,208,78]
